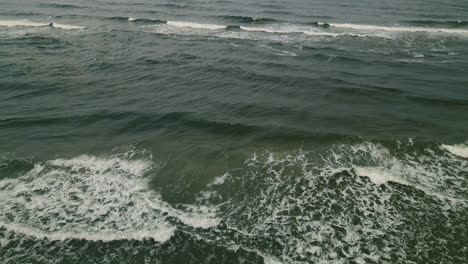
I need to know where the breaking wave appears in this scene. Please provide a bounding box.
[0,19,85,29]
[167,21,227,30]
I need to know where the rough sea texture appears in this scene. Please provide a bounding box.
[1,0,468,263]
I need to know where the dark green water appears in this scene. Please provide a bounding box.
[1,0,468,263]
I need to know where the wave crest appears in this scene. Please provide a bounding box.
[0,19,85,29]
[167,21,227,30]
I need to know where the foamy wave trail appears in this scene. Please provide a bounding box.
[240,25,363,37]
[0,149,219,243]
[330,23,468,35]
[167,21,227,30]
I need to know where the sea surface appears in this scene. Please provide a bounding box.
[1,0,468,263]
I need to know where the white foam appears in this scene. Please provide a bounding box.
[0,19,48,27]
[441,143,468,158]
[0,152,219,242]
[329,23,468,35]
[354,166,405,185]
[208,173,229,186]
[167,21,226,30]
[0,222,175,242]
[128,17,136,22]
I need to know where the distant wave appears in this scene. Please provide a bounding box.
[219,15,278,23]
[239,25,363,37]
[116,17,468,36]
[0,19,85,29]
[144,20,366,38]
[167,21,227,30]
[405,20,468,28]
[329,23,468,34]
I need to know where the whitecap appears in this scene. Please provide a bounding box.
[167,21,226,30]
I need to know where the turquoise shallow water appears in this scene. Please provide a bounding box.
[0,0,468,263]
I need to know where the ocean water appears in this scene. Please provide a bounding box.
[1,0,468,263]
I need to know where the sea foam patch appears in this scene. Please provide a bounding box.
[0,150,219,243]
[441,142,468,158]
